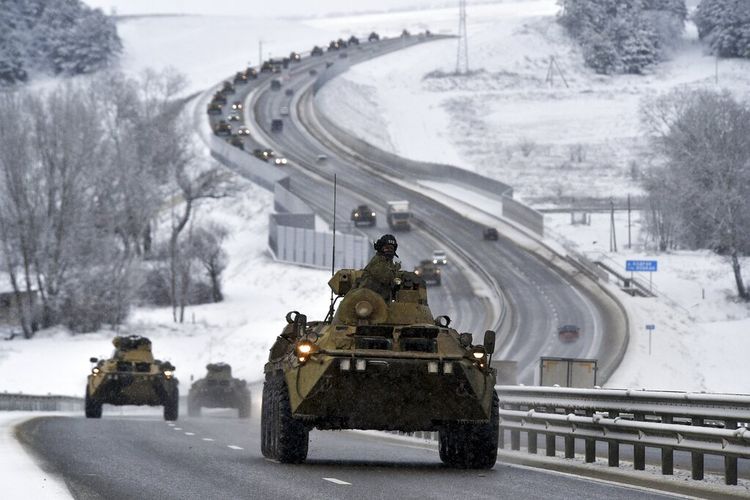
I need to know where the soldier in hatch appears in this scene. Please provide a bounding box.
[358,234,401,302]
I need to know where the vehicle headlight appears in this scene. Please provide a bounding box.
[92,367,100,375]
[433,259,438,264]
[295,340,317,363]
[371,212,376,216]
[470,347,487,368]
[163,370,174,378]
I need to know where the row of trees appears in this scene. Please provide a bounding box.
[694,0,750,58]
[0,70,232,335]
[0,0,121,85]
[558,0,688,74]
[641,89,750,300]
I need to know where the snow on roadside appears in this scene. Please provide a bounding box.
[0,412,73,499]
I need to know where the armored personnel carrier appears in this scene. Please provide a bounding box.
[414,259,441,285]
[262,268,498,468]
[188,363,251,418]
[85,335,178,420]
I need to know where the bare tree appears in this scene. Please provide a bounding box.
[190,223,228,303]
[641,89,750,299]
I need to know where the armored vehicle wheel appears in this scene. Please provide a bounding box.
[439,391,498,469]
[187,397,200,417]
[260,378,273,458]
[163,386,179,421]
[85,387,102,419]
[238,395,251,419]
[262,374,308,462]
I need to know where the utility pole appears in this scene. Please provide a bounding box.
[627,193,631,249]
[456,0,469,74]
[258,40,263,67]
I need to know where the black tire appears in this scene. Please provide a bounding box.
[163,385,179,421]
[187,396,200,417]
[439,391,498,469]
[238,393,251,419]
[262,374,308,463]
[84,387,102,419]
[260,378,274,458]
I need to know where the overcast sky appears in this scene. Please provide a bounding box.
[82,0,472,18]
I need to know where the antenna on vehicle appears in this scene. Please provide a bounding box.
[326,174,338,322]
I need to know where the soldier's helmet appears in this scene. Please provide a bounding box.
[374,234,398,258]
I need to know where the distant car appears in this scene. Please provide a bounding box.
[253,148,275,161]
[316,154,328,162]
[271,118,284,132]
[227,112,241,122]
[244,67,259,79]
[348,35,360,45]
[351,204,376,227]
[401,29,411,38]
[432,250,448,266]
[414,259,441,285]
[234,72,249,84]
[228,135,244,150]
[260,61,273,73]
[231,101,243,110]
[328,40,340,51]
[337,38,348,48]
[206,102,222,115]
[558,324,580,343]
[279,106,289,116]
[270,79,282,91]
[285,88,294,96]
[274,157,289,166]
[368,31,380,42]
[236,126,251,136]
[311,45,324,56]
[483,227,499,240]
[213,120,232,136]
[290,51,301,62]
[212,92,227,105]
[220,81,235,95]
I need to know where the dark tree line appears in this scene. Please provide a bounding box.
[558,0,688,74]
[695,0,750,58]
[641,89,750,300]
[0,71,231,336]
[0,0,121,85]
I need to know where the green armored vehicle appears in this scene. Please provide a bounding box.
[86,335,179,420]
[188,363,251,418]
[261,269,499,468]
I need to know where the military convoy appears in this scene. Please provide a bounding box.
[188,363,252,418]
[85,336,179,421]
[261,267,499,468]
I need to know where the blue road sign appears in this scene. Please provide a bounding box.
[645,324,655,330]
[626,260,657,272]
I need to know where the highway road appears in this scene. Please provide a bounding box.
[17,406,676,499]
[236,38,625,384]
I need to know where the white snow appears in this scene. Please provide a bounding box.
[3,1,750,495]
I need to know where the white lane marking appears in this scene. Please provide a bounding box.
[323,478,351,485]
[174,427,182,431]
[167,423,176,427]
[202,438,215,442]
[227,445,244,450]
[184,432,195,436]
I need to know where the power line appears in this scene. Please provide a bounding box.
[456,0,468,74]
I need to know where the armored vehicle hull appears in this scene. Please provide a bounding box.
[86,336,178,421]
[188,363,251,418]
[262,270,498,468]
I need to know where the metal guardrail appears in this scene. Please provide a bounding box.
[496,385,750,485]
[0,393,83,412]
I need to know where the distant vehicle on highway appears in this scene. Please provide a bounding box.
[414,259,441,285]
[270,79,282,90]
[212,92,227,105]
[236,126,251,136]
[285,88,294,96]
[273,157,289,166]
[311,45,324,56]
[271,118,284,132]
[279,106,289,116]
[558,324,580,343]
[231,101,243,110]
[253,148,275,161]
[234,72,249,84]
[206,102,222,115]
[348,35,359,45]
[289,51,301,62]
[309,68,318,76]
[227,112,241,122]
[386,200,411,231]
[213,120,232,136]
[316,154,327,162]
[220,81,235,95]
[368,31,380,42]
[188,363,251,419]
[228,135,244,150]
[432,250,448,265]
[350,204,376,227]
[483,227,499,240]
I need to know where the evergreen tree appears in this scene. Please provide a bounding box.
[695,0,750,58]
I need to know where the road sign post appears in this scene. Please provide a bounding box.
[646,324,655,355]
[626,260,658,292]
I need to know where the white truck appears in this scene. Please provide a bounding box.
[386,200,411,231]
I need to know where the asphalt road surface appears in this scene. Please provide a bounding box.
[18,408,677,500]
